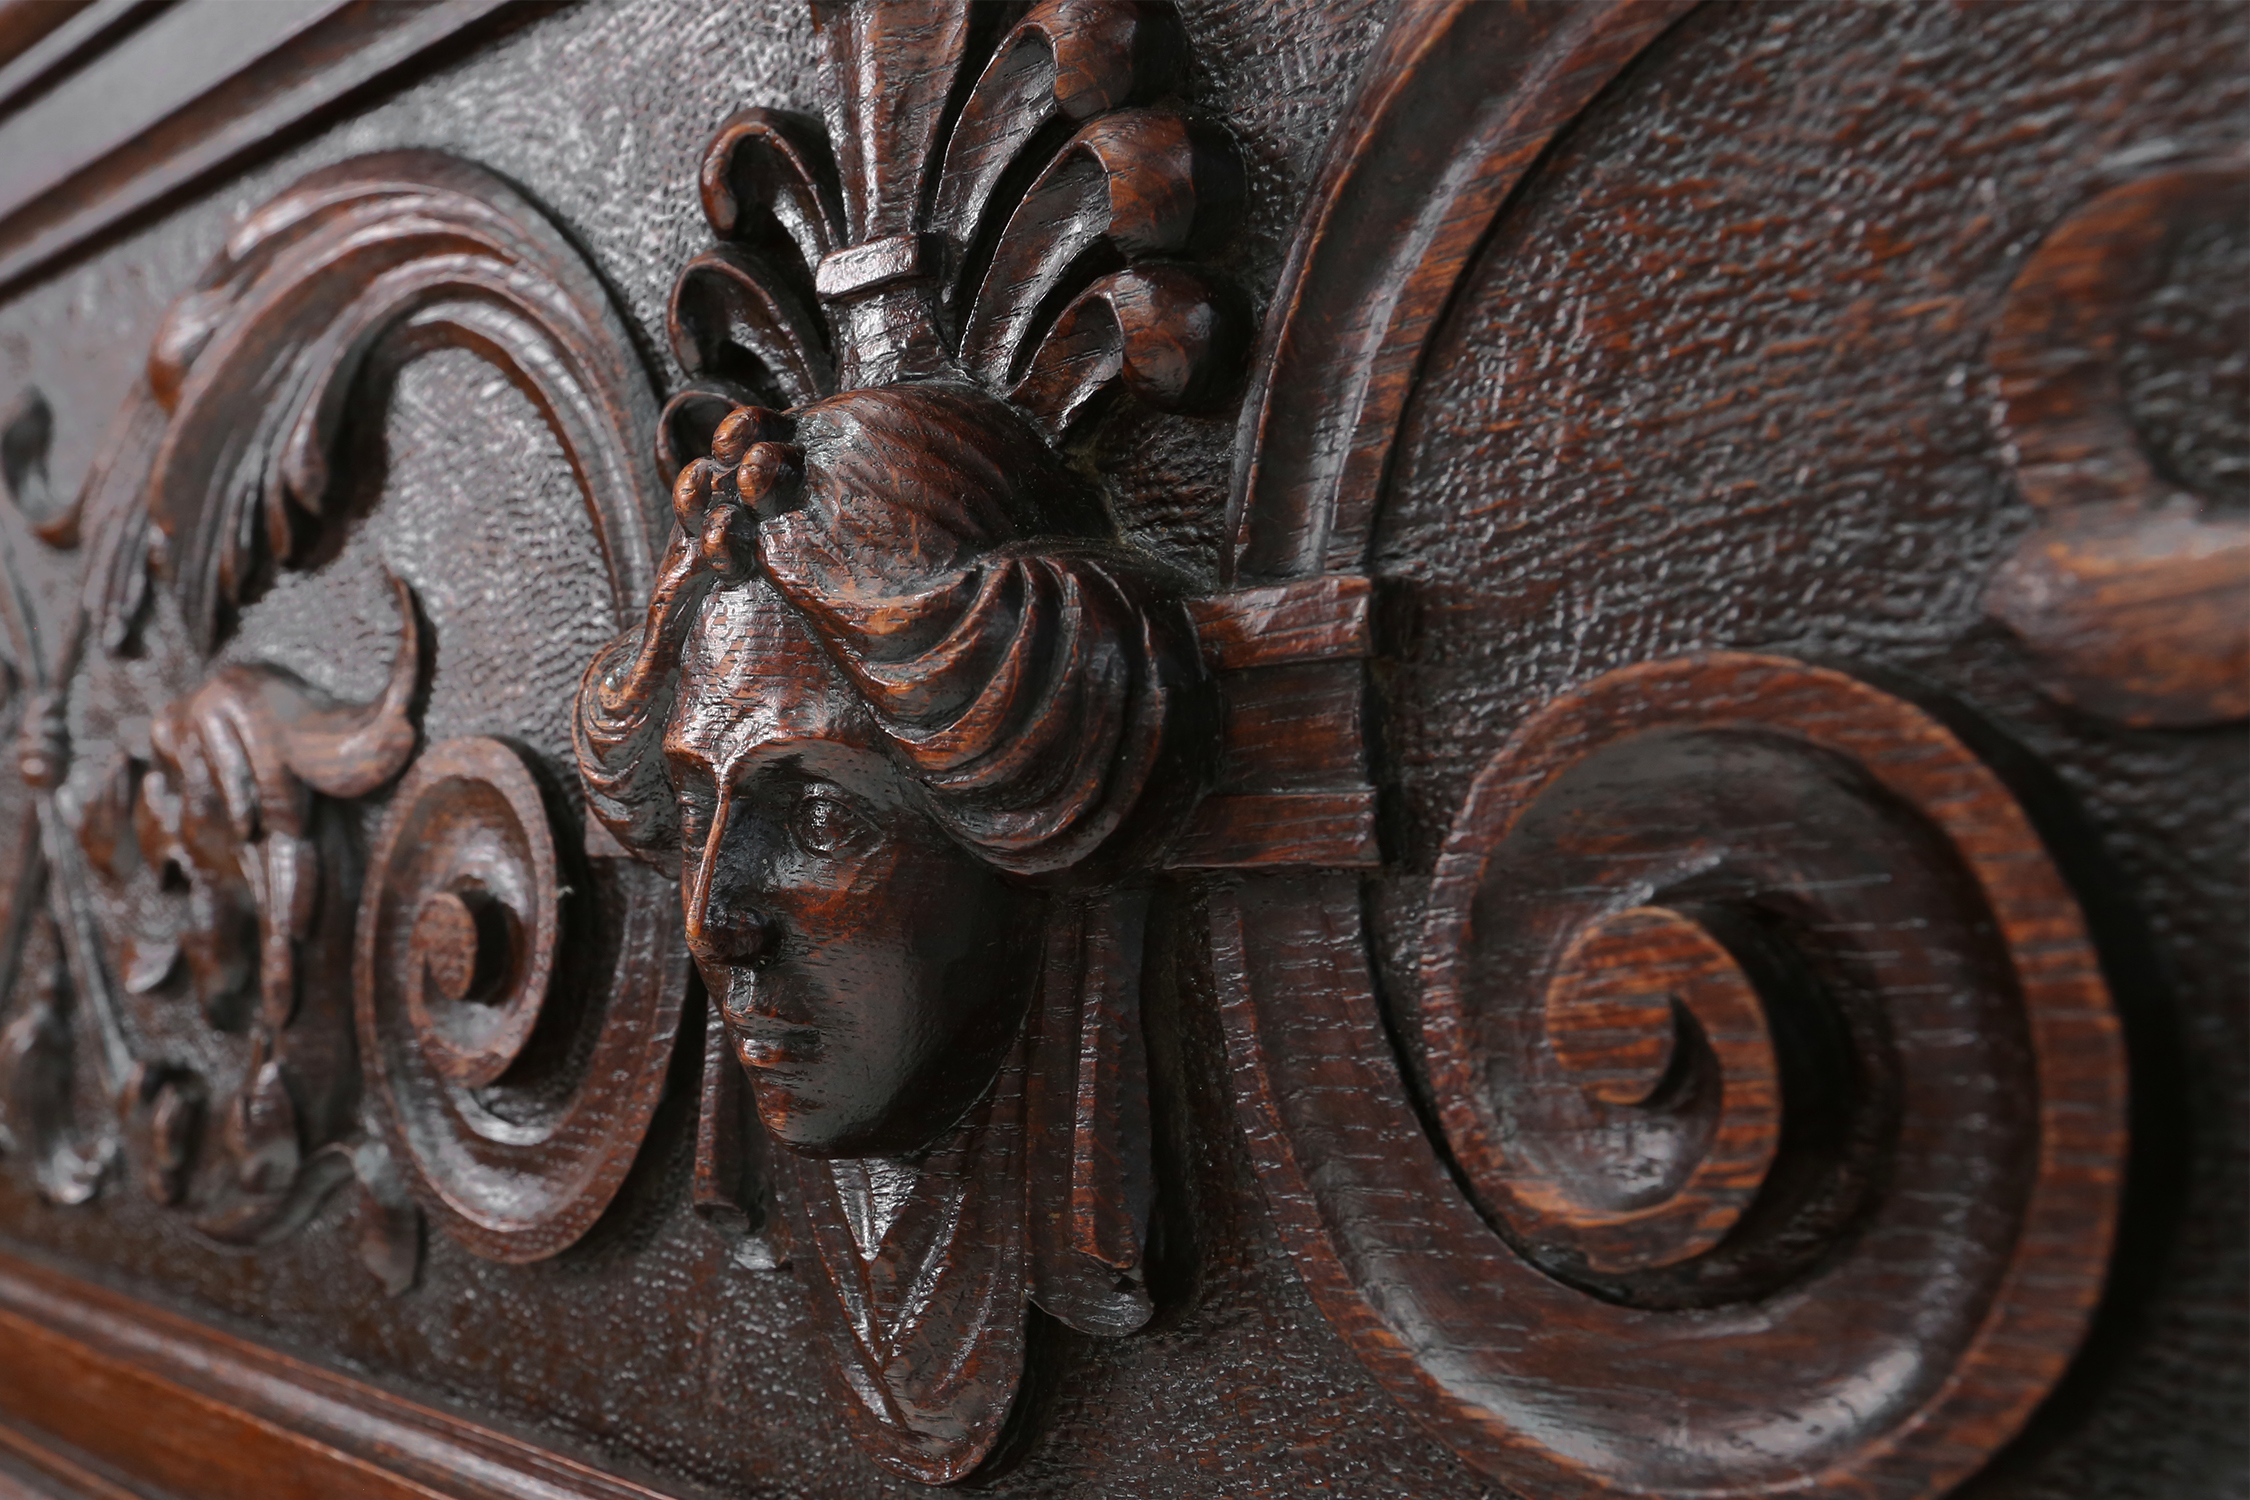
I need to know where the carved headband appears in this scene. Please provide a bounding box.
[574,380,1203,878]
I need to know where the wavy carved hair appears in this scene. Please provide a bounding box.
[575,382,1201,878]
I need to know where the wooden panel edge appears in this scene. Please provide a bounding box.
[0,0,525,296]
[0,1413,169,1500]
[0,1248,692,1500]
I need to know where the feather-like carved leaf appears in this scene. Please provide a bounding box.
[669,245,834,409]
[1009,264,1246,437]
[699,107,845,283]
[933,1,1186,331]
[960,108,1239,389]
[812,0,978,241]
[78,386,168,657]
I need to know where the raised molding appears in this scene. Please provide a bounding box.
[0,1247,689,1500]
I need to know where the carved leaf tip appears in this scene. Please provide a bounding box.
[669,0,1242,439]
[272,570,425,801]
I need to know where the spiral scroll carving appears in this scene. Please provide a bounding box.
[1220,652,2129,1499]
[1481,903,1783,1279]
[356,738,683,1262]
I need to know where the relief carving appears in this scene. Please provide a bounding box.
[1207,6,2152,1497]
[574,0,1243,1480]
[1,149,682,1288]
[1216,653,2131,1500]
[115,572,421,1239]
[0,4,2218,1496]
[1983,156,2250,726]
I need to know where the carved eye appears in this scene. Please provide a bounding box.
[790,790,875,859]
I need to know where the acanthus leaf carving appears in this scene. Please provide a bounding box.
[121,572,422,1242]
[134,149,663,655]
[6,147,686,1293]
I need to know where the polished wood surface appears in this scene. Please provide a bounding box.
[0,2,2238,1497]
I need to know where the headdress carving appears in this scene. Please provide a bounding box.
[668,0,1241,420]
[579,384,1201,878]
[578,0,1242,885]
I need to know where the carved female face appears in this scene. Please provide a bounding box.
[664,578,1033,1158]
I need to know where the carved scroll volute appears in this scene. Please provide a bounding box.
[1218,653,2128,1499]
[1983,158,2250,726]
[356,738,679,1262]
[133,148,662,655]
[580,0,1244,1482]
[1195,7,2171,1492]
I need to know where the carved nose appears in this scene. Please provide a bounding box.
[681,788,777,967]
[686,885,777,968]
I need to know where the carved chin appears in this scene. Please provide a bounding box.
[717,969,892,1157]
[725,1012,836,1150]
[738,1062,916,1161]
[729,1017,977,1161]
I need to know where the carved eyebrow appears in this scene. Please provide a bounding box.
[719,743,820,790]
[660,738,710,773]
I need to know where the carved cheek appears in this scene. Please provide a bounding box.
[766,833,907,957]
[843,837,1002,1041]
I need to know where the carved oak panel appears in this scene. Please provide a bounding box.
[0,3,2238,1499]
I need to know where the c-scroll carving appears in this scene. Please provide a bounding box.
[126,150,663,653]
[1217,653,2128,1499]
[576,0,1243,1481]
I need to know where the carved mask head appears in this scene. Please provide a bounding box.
[576,383,1197,1158]
[663,575,1033,1156]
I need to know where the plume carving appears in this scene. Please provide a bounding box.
[664,0,1243,431]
